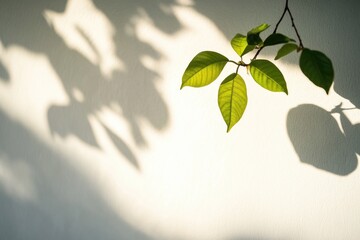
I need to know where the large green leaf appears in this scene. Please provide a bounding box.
[181,51,228,89]
[264,33,294,46]
[250,59,288,94]
[218,73,247,132]
[231,34,255,57]
[300,48,334,94]
[275,43,298,60]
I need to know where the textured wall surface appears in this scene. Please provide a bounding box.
[0,0,359,239]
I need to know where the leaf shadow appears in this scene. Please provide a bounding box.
[0,0,181,170]
[287,104,358,176]
[0,110,153,240]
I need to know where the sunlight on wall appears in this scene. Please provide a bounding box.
[0,43,69,135]
[43,0,125,78]
[1,0,360,240]
[123,4,360,239]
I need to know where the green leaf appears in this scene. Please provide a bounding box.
[218,73,248,132]
[275,43,298,60]
[247,23,270,35]
[247,34,263,46]
[300,48,334,94]
[181,51,228,89]
[247,23,270,46]
[264,33,295,46]
[250,59,288,94]
[231,34,256,57]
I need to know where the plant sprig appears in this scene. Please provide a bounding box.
[181,0,334,132]
[253,0,303,60]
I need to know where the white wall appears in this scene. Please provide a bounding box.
[0,0,359,239]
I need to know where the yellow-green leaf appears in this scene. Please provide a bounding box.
[250,59,288,94]
[247,23,270,35]
[275,43,298,60]
[218,73,248,132]
[181,51,228,89]
[231,34,255,57]
[247,23,270,45]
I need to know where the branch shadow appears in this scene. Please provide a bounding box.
[287,104,358,176]
[334,71,360,109]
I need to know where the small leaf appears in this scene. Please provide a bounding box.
[264,33,295,46]
[218,73,247,132]
[300,48,334,94]
[250,59,288,94]
[275,43,298,60]
[181,51,228,89]
[247,23,270,46]
[231,34,255,57]
[247,23,270,35]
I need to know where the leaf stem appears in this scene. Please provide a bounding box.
[229,59,248,67]
[253,0,304,60]
[235,64,241,74]
[229,60,243,74]
[229,60,239,65]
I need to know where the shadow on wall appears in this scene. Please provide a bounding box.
[283,0,360,176]
[0,0,181,169]
[0,111,153,240]
[287,104,359,176]
[0,60,9,82]
[192,0,283,39]
[0,0,181,238]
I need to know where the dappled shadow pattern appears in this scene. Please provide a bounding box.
[287,104,358,176]
[0,111,153,240]
[0,0,181,169]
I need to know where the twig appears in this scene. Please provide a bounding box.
[253,0,303,60]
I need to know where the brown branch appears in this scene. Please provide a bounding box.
[253,0,304,60]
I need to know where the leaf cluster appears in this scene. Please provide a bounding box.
[181,21,334,132]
